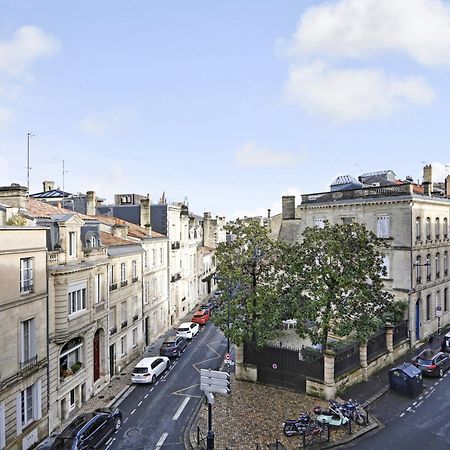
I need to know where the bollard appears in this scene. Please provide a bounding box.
[348,419,352,435]
[327,425,331,442]
[366,409,369,424]
[207,430,214,450]
[302,432,306,448]
[197,426,200,445]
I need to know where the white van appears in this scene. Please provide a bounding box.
[131,356,169,384]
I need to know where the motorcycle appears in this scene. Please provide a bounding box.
[313,402,349,427]
[283,413,316,437]
[331,399,367,426]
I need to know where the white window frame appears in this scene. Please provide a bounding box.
[381,255,390,279]
[16,382,41,433]
[20,258,33,294]
[132,328,138,347]
[69,388,76,411]
[120,263,126,283]
[69,232,77,257]
[132,260,137,279]
[143,281,149,304]
[377,216,390,238]
[68,282,87,316]
[60,341,83,372]
[121,301,127,323]
[95,274,101,303]
[20,318,36,365]
[121,336,127,356]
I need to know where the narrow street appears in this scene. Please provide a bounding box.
[106,323,227,450]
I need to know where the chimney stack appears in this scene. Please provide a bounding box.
[423,164,433,185]
[112,224,128,239]
[445,175,450,198]
[282,196,296,220]
[423,181,432,196]
[43,180,55,192]
[0,184,28,209]
[140,197,151,235]
[86,191,96,216]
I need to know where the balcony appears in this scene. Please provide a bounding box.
[109,326,117,336]
[133,314,139,322]
[121,280,128,287]
[20,355,38,372]
[171,273,182,283]
[121,320,128,329]
[82,247,107,258]
[132,276,139,283]
[171,241,181,250]
[109,283,118,291]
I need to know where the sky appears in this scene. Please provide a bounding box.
[1,0,450,219]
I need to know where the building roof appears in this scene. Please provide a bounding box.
[99,231,135,247]
[30,189,73,198]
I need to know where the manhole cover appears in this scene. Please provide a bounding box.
[125,428,141,438]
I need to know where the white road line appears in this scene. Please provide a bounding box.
[399,412,405,417]
[150,387,154,392]
[172,397,190,420]
[412,402,417,406]
[124,417,129,423]
[418,395,423,400]
[144,394,149,399]
[138,401,142,406]
[105,437,115,450]
[154,432,169,450]
[434,382,439,386]
[406,407,412,411]
[131,408,136,415]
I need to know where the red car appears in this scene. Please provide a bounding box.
[192,309,210,325]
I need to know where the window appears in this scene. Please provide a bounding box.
[89,236,97,247]
[144,251,148,268]
[426,217,431,240]
[94,274,101,303]
[445,251,448,276]
[426,254,431,281]
[152,249,156,265]
[314,218,325,229]
[132,260,137,279]
[121,302,127,326]
[415,256,422,284]
[20,258,33,294]
[160,248,163,264]
[60,338,83,374]
[341,217,353,224]
[143,281,149,304]
[426,294,431,320]
[445,288,448,312]
[435,218,440,239]
[132,328,137,347]
[121,336,127,356]
[16,382,41,433]
[416,217,421,240]
[69,232,77,257]
[133,296,139,319]
[444,218,448,238]
[436,253,441,279]
[381,255,390,278]
[110,265,115,285]
[20,318,36,368]
[377,216,390,238]
[109,307,116,333]
[121,263,126,283]
[68,283,87,315]
[69,388,76,410]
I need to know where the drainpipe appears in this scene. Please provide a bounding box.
[409,200,414,347]
[46,271,51,435]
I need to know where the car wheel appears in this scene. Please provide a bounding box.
[439,367,444,378]
[151,375,156,384]
[114,417,122,431]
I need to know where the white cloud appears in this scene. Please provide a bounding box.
[0,26,61,77]
[429,162,450,181]
[285,61,434,122]
[235,141,299,167]
[78,107,137,137]
[288,0,450,67]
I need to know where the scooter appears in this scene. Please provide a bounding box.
[332,399,367,426]
[313,402,349,427]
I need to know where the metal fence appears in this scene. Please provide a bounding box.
[334,342,360,378]
[367,329,387,362]
[393,321,408,346]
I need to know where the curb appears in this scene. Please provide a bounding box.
[107,384,133,408]
[184,395,205,450]
[361,384,389,408]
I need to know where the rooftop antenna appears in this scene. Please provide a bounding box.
[27,132,34,198]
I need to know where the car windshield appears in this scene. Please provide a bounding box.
[133,367,149,374]
[52,438,75,450]
[417,358,433,365]
[194,312,204,317]
[162,342,175,347]
[178,327,188,332]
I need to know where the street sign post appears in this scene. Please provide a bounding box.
[200,369,230,395]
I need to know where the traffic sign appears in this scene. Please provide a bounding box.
[436,306,443,318]
[225,352,231,361]
[200,369,231,395]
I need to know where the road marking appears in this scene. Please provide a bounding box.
[434,382,439,386]
[138,401,142,406]
[131,409,136,415]
[412,401,417,406]
[172,397,190,420]
[154,432,168,450]
[399,413,405,417]
[144,394,149,399]
[124,417,129,423]
[150,387,154,392]
[418,396,423,400]
[105,437,115,450]
[406,407,412,411]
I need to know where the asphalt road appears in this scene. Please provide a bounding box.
[105,323,227,450]
[341,369,450,449]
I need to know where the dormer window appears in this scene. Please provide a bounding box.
[90,236,97,247]
[69,232,77,257]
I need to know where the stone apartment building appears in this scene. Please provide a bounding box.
[0,189,48,450]
[274,166,450,345]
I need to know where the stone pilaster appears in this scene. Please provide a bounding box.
[359,342,368,381]
[385,322,394,364]
[323,350,336,400]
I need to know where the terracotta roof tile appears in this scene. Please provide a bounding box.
[99,231,134,246]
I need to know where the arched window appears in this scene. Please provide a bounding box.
[426,217,431,240]
[435,218,440,239]
[416,255,422,284]
[426,254,431,281]
[436,253,441,278]
[60,337,83,377]
[444,218,448,239]
[415,217,421,240]
[90,236,97,247]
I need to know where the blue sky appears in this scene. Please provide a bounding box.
[1,0,450,219]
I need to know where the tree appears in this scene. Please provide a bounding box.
[6,214,27,226]
[286,222,393,350]
[213,219,289,346]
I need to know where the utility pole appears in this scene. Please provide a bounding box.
[27,132,34,198]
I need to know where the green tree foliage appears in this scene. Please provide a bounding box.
[286,223,393,349]
[213,219,289,346]
[6,214,27,226]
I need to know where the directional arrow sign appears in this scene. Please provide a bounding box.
[200,369,231,395]
[200,369,229,379]
[200,377,230,389]
[202,386,230,395]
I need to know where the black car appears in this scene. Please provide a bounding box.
[51,407,122,449]
[200,302,214,315]
[412,349,450,377]
[159,335,187,358]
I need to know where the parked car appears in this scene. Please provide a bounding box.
[159,335,187,358]
[131,356,169,384]
[192,309,211,325]
[412,349,450,377]
[200,302,214,314]
[51,407,122,449]
[176,322,200,339]
[441,331,450,352]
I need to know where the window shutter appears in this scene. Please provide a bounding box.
[33,381,42,420]
[31,319,36,359]
[15,393,22,436]
[0,403,5,449]
[30,259,33,287]
[19,323,24,364]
